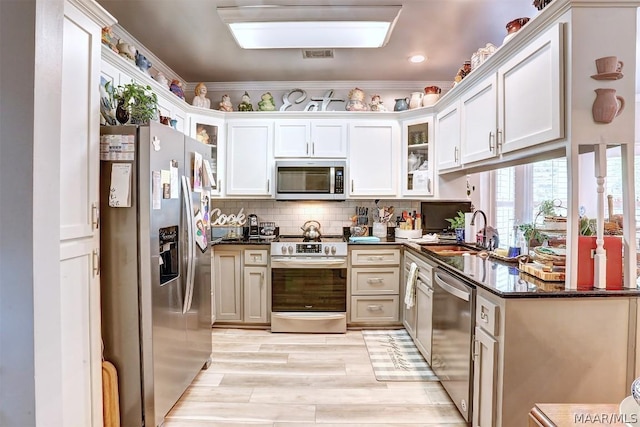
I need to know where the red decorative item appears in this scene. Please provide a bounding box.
[577,236,623,290]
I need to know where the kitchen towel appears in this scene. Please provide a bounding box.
[404,262,418,309]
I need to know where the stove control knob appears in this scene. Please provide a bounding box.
[287,245,294,254]
[331,246,337,255]
[324,246,330,254]
[281,246,287,255]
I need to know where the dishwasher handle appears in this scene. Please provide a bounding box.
[434,269,472,302]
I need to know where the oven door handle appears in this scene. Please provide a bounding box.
[271,258,347,268]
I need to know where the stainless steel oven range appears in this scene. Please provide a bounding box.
[270,236,348,333]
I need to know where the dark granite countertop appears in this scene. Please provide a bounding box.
[405,244,640,299]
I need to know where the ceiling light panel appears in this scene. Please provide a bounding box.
[218,5,402,50]
[229,21,391,49]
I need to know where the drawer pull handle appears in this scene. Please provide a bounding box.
[305,305,313,309]
[367,305,383,311]
[367,278,384,284]
[367,256,384,261]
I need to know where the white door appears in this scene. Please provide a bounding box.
[226,121,273,196]
[498,23,564,154]
[460,74,498,164]
[435,102,461,171]
[310,121,347,157]
[348,121,398,196]
[274,120,310,157]
[60,3,102,426]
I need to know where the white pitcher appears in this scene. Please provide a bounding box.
[409,92,423,109]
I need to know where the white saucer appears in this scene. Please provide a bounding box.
[619,396,640,426]
[591,71,624,80]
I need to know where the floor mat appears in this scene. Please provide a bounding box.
[362,329,439,382]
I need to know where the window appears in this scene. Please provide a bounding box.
[492,150,639,249]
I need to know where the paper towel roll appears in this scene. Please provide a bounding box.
[464,212,476,244]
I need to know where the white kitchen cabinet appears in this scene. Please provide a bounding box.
[213,248,242,321]
[498,23,563,154]
[435,101,461,171]
[460,23,564,167]
[226,120,273,196]
[402,116,434,196]
[460,74,499,164]
[61,1,105,425]
[274,119,347,158]
[348,121,399,197]
[190,113,225,196]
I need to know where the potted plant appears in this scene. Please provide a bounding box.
[446,210,466,243]
[105,81,158,124]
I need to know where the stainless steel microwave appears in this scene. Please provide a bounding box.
[275,160,346,201]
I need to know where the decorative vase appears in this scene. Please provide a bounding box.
[455,228,465,243]
[409,92,423,109]
[115,100,130,125]
[393,98,409,111]
[592,88,625,124]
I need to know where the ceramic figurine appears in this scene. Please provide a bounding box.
[257,92,276,111]
[153,71,170,89]
[116,39,136,62]
[219,94,233,112]
[195,126,210,144]
[101,26,119,53]
[369,94,386,112]
[237,92,254,112]
[191,82,211,109]
[169,79,185,99]
[345,87,368,111]
[134,51,152,75]
[454,61,472,84]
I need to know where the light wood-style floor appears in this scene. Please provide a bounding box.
[163,328,467,426]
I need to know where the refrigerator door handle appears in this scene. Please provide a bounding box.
[181,176,196,314]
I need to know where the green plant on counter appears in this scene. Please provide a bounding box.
[518,223,546,247]
[106,81,158,124]
[445,211,466,230]
[579,216,596,236]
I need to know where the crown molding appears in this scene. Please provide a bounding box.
[110,24,188,86]
[187,80,455,92]
[67,0,117,27]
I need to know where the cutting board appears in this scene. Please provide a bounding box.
[102,360,120,427]
[520,263,565,282]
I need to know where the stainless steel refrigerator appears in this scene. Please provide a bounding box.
[100,122,212,427]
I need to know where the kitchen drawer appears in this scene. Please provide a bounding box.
[244,249,268,266]
[350,296,399,322]
[476,295,500,336]
[351,267,400,295]
[351,249,400,266]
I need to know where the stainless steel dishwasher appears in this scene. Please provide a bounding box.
[431,267,475,423]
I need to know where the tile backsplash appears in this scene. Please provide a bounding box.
[211,199,421,236]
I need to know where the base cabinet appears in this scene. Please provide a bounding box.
[471,289,633,427]
[403,250,434,363]
[213,247,269,324]
[349,247,401,325]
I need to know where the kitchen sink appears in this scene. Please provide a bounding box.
[421,244,480,256]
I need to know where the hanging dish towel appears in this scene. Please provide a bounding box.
[404,262,418,309]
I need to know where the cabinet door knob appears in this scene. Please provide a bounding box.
[306,142,309,155]
[489,131,495,151]
[91,202,100,230]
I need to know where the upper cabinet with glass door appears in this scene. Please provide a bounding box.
[402,116,434,196]
[189,113,225,196]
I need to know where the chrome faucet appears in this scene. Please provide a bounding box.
[470,210,487,249]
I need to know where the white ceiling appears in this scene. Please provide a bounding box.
[96,0,540,83]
